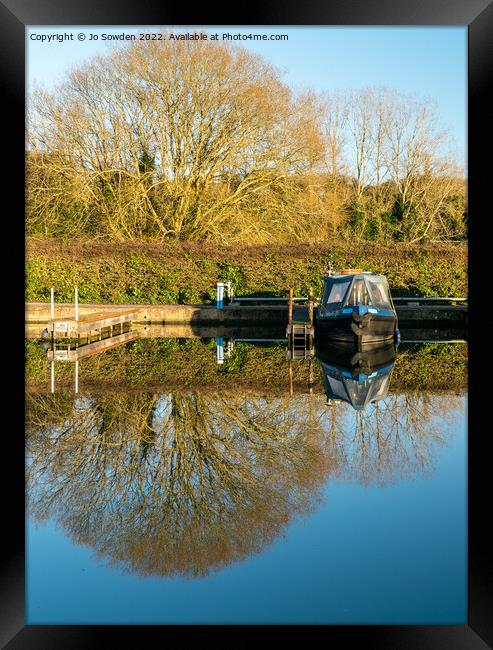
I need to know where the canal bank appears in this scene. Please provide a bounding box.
[25,301,467,338]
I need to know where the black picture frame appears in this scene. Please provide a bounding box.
[2,1,491,647]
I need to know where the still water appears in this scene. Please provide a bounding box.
[25,338,467,624]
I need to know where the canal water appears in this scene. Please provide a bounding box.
[25,338,467,624]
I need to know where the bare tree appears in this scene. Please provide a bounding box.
[28,36,324,242]
[322,91,349,177]
[27,54,465,244]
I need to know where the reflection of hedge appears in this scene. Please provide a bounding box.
[392,343,467,391]
[26,239,467,304]
[26,339,467,394]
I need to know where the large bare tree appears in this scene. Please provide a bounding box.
[28,36,324,241]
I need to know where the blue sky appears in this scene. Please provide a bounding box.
[26,26,467,166]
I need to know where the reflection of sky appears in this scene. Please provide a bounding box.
[26,394,466,624]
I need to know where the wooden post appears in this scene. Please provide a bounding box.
[50,287,55,320]
[288,359,293,396]
[75,286,79,321]
[308,287,314,326]
[288,287,293,324]
[50,361,55,393]
[75,360,79,394]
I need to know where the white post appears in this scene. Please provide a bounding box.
[216,336,224,364]
[75,360,79,394]
[216,282,224,310]
[51,361,55,393]
[75,286,79,321]
[50,287,55,320]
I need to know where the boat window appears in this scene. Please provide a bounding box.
[323,280,351,307]
[326,376,348,401]
[345,379,372,409]
[345,279,372,306]
[366,279,392,309]
[366,374,392,403]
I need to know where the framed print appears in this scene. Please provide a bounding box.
[1,0,492,647]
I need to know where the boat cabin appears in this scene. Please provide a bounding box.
[321,272,394,314]
[322,363,394,409]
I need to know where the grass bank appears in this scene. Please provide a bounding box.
[26,239,467,304]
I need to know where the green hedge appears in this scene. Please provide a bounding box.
[26,239,467,304]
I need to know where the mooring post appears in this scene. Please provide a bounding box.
[75,359,79,394]
[308,357,314,395]
[217,282,224,310]
[75,285,79,321]
[50,287,55,348]
[308,287,314,326]
[216,336,224,364]
[288,287,293,324]
[288,358,293,396]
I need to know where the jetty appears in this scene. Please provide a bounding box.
[47,331,139,361]
[48,308,141,340]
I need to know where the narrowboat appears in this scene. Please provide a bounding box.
[315,268,398,346]
[316,340,397,410]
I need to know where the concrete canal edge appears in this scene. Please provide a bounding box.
[25,302,287,337]
[25,301,467,338]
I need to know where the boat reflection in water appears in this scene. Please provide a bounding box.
[316,341,397,410]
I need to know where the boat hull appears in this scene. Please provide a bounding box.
[315,312,397,345]
[316,339,397,372]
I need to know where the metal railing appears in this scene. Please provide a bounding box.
[216,281,312,307]
[229,296,308,303]
[216,281,467,309]
[392,297,467,304]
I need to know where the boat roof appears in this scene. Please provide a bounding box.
[329,272,388,281]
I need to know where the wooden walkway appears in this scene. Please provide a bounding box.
[48,308,141,338]
[47,330,139,361]
[46,306,142,394]
[46,308,141,393]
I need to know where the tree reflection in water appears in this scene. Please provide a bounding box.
[26,392,330,578]
[322,392,461,486]
[26,389,462,578]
